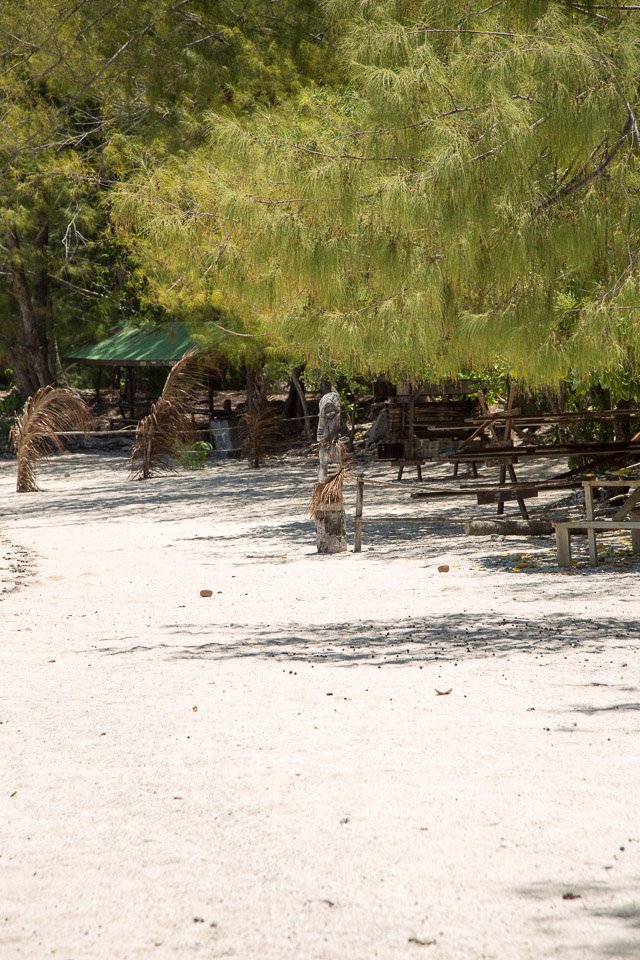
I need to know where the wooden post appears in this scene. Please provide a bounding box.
[631,509,640,556]
[126,366,135,419]
[354,476,364,552]
[556,525,572,567]
[408,391,415,459]
[315,392,347,554]
[315,501,347,554]
[498,383,517,516]
[583,482,598,566]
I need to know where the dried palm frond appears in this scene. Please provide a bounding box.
[10,386,94,493]
[129,351,202,480]
[239,399,283,468]
[309,439,351,518]
[309,467,349,519]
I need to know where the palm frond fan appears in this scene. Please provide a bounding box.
[239,399,283,468]
[129,351,205,480]
[10,386,94,492]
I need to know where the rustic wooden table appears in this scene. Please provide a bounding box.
[554,477,640,567]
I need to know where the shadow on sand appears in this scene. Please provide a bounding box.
[516,880,640,958]
[98,614,640,668]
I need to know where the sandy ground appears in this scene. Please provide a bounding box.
[1,449,640,960]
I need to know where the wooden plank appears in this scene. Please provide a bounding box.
[476,487,538,504]
[467,408,640,426]
[359,516,466,524]
[420,379,482,396]
[412,481,582,499]
[553,520,640,530]
[449,442,640,462]
[556,526,572,567]
[613,486,640,521]
[582,478,640,488]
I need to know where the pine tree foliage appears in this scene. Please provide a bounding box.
[0,0,332,390]
[116,0,640,385]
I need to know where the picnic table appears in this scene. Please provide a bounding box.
[554,477,640,567]
[443,385,640,519]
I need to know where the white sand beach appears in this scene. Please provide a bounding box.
[1,450,639,959]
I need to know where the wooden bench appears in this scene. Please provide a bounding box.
[396,458,425,481]
[554,519,640,567]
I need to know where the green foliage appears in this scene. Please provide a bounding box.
[115,0,640,386]
[0,0,334,389]
[178,439,213,470]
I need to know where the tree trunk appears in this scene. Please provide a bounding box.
[290,366,312,441]
[3,341,39,396]
[614,398,633,443]
[245,361,267,415]
[548,380,571,445]
[7,225,55,391]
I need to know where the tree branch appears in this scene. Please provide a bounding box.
[48,274,104,298]
[538,118,632,212]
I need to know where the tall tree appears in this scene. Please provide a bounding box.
[0,0,330,393]
[116,0,640,386]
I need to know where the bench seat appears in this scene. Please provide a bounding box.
[553,519,640,567]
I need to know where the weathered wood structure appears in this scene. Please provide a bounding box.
[554,478,640,567]
[376,380,482,477]
[312,391,348,554]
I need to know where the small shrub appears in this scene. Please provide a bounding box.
[177,440,213,470]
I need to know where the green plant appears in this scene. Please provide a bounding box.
[178,440,213,470]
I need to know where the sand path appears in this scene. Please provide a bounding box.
[1,451,639,959]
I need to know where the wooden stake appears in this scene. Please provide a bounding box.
[354,476,364,552]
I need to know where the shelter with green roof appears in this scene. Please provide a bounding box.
[66,321,197,368]
[65,322,200,418]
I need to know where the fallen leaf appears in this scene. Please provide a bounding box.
[200,589,213,598]
[435,688,452,696]
[408,937,436,946]
[562,892,581,900]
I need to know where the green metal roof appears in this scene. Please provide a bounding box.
[65,322,198,367]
